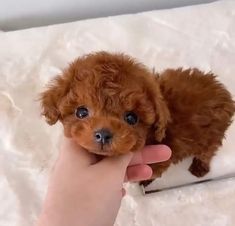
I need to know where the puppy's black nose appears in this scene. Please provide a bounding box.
[94,129,113,145]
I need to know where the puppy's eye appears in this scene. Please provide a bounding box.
[75,106,89,119]
[124,111,138,125]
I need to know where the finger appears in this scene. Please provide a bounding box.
[125,165,152,182]
[59,137,97,166]
[130,145,171,166]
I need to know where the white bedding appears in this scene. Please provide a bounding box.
[0,1,235,226]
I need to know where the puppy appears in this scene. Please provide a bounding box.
[40,51,235,182]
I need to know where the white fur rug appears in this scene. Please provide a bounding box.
[0,1,235,225]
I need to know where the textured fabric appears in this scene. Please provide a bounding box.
[0,1,235,225]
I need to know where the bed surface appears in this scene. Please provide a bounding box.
[0,1,235,225]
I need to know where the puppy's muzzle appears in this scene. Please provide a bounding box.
[94,129,113,145]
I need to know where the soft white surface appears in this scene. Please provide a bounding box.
[0,1,235,226]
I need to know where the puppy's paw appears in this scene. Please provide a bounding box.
[189,157,209,177]
[139,179,154,187]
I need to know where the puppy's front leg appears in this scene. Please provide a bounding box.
[188,151,215,177]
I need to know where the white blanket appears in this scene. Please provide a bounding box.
[0,1,235,226]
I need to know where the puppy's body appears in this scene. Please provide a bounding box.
[40,52,235,181]
[147,69,234,178]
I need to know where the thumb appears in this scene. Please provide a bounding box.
[98,152,133,180]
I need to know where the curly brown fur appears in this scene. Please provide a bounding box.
[40,51,235,181]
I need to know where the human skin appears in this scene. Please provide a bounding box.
[36,138,171,226]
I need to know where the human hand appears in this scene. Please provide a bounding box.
[36,138,171,226]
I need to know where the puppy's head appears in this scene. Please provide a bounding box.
[40,52,170,156]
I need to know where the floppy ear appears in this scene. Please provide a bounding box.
[39,74,71,125]
[39,56,92,125]
[148,75,171,142]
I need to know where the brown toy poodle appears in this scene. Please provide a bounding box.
[40,51,235,183]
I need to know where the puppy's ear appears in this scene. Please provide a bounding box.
[39,75,71,125]
[149,76,171,142]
